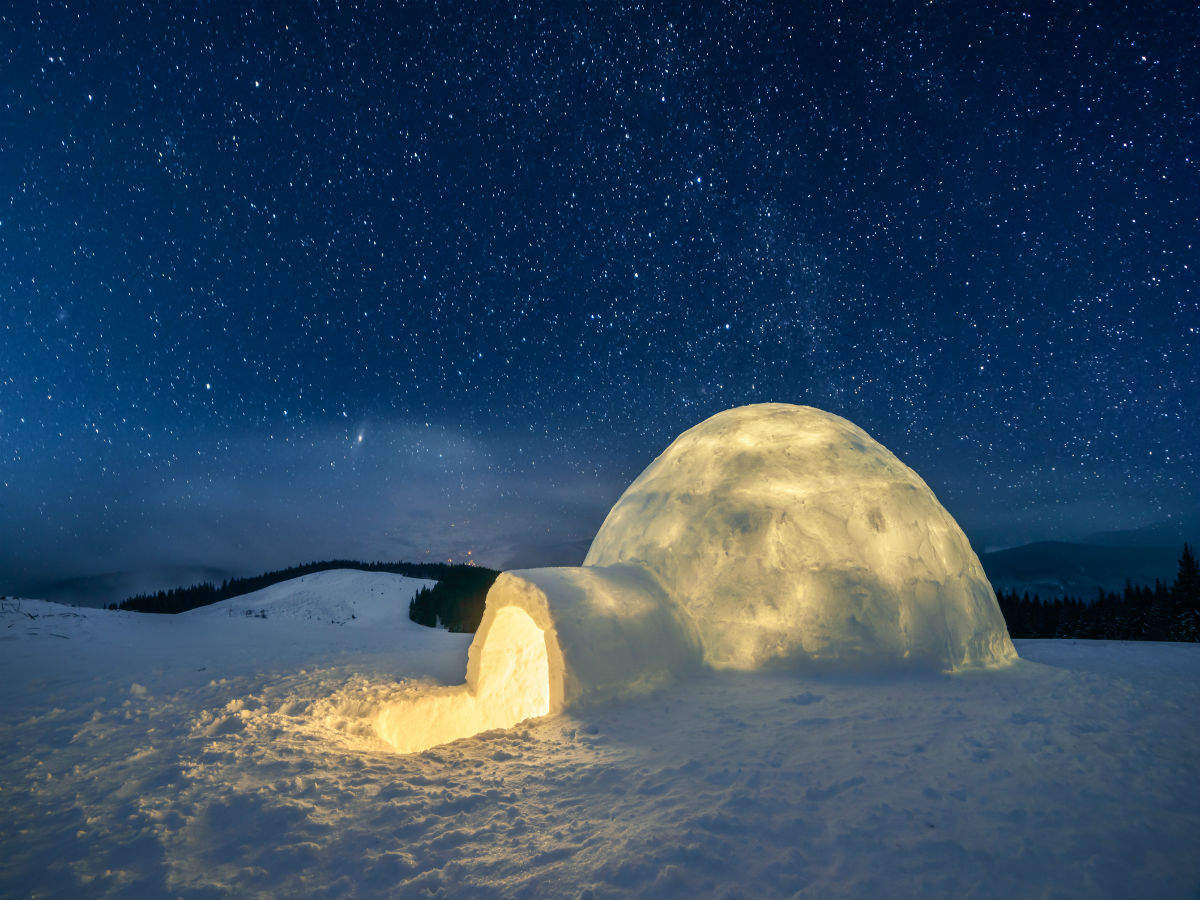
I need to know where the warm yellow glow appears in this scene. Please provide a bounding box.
[584,403,1017,671]
[375,607,551,754]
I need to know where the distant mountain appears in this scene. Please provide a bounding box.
[979,541,1183,600]
[10,566,236,609]
[1084,514,1200,549]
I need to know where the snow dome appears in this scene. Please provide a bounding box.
[378,403,1015,753]
[584,403,1017,671]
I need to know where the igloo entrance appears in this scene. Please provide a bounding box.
[375,606,552,753]
[374,564,697,754]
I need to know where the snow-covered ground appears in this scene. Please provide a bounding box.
[2,570,1198,899]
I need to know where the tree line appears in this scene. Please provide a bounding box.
[112,559,498,615]
[995,544,1200,641]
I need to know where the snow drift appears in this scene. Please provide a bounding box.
[380,403,1015,753]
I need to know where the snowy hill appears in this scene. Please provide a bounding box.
[2,575,1199,898]
[0,571,465,716]
[181,568,437,626]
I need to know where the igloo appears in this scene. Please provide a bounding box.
[377,403,1016,753]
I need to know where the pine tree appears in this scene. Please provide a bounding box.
[1172,543,1200,611]
[1169,544,1200,641]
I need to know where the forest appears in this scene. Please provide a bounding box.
[995,544,1199,641]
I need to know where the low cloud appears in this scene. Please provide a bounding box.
[0,419,622,605]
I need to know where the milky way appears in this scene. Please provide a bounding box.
[1,2,1196,600]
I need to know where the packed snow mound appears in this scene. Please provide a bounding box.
[584,403,1016,671]
[373,565,700,752]
[477,565,701,711]
[183,570,436,626]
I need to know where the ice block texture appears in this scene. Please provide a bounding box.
[584,403,1016,671]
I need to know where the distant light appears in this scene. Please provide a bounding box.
[357,433,363,443]
[205,383,211,390]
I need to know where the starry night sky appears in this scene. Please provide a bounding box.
[1,1,1196,603]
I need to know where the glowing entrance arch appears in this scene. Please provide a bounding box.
[375,606,554,754]
[375,565,700,754]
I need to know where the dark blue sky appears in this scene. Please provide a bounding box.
[1,1,1196,603]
